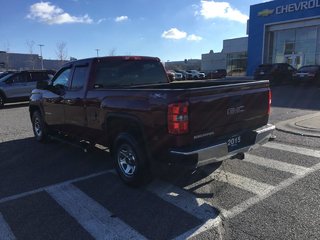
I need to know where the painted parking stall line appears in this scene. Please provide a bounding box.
[147,180,222,240]
[245,154,310,175]
[265,142,320,158]
[147,179,219,222]
[47,184,146,240]
[0,170,112,205]
[222,161,320,220]
[0,213,16,240]
[213,172,275,196]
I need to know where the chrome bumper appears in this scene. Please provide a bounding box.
[169,124,275,167]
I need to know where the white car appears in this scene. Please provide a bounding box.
[167,70,183,81]
[186,70,206,79]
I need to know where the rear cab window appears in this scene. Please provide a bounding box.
[93,59,168,88]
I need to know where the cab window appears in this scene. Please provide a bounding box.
[70,65,88,91]
[53,68,71,88]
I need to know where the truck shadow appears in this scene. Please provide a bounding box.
[0,137,113,199]
[1,137,221,239]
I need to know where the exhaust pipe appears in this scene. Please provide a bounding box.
[231,152,245,160]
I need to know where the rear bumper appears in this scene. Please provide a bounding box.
[169,124,275,167]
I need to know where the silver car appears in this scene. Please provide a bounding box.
[0,70,55,108]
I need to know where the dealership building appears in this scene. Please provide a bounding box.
[247,0,320,75]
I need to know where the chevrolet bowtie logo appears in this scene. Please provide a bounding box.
[258,9,274,17]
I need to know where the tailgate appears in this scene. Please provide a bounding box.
[188,82,270,141]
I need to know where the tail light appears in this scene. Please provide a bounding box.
[168,102,189,135]
[268,90,272,115]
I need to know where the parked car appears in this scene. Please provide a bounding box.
[0,71,16,79]
[293,65,320,85]
[29,56,274,186]
[186,70,206,79]
[166,70,175,82]
[174,70,192,80]
[205,69,227,79]
[254,63,296,84]
[166,70,183,81]
[0,70,56,108]
[227,68,246,77]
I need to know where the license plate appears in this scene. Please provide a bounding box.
[227,136,241,150]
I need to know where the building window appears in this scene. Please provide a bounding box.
[226,52,247,76]
[265,25,319,68]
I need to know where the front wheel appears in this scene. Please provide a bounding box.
[32,111,48,142]
[113,133,151,186]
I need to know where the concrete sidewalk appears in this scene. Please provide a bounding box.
[276,112,320,138]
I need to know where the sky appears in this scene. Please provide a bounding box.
[0,0,269,62]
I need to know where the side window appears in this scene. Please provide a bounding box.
[29,72,49,82]
[70,65,88,91]
[12,73,28,83]
[53,68,71,88]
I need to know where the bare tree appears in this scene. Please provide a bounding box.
[55,41,68,63]
[108,48,116,56]
[26,40,36,69]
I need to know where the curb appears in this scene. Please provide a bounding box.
[276,112,320,138]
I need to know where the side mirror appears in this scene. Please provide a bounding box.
[36,80,49,89]
[53,84,66,95]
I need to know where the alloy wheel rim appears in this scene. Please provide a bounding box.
[34,118,42,137]
[118,144,137,177]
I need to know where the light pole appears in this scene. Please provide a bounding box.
[95,49,100,57]
[38,44,44,70]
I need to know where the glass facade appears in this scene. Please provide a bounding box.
[265,25,320,69]
[226,52,248,76]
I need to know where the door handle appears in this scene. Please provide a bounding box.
[65,98,81,105]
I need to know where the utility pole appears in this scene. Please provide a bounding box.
[38,44,44,70]
[95,49,100,57]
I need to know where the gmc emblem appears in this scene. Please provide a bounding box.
[227,106,245,115]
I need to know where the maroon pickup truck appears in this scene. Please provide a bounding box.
[29,56,274,185]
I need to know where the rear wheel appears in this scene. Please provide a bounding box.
[113,133,151,186]
[32,111,48,142]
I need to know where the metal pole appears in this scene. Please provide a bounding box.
[38,44,44,70]
[95,49,100,57]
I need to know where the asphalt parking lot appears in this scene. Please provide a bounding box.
[1,85,320,240]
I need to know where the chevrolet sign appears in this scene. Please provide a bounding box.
[258,9,274,17]
[258,0,320,17]
[276,0,320,14]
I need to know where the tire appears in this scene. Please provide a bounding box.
[0,94,5,108]
[32,111,48,142]
[113,133,151,186]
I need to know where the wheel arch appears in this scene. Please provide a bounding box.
[29,104,44,120]
[104,113,149,155]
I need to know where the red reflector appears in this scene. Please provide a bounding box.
[268,90,272,115]
[168,102,189,135]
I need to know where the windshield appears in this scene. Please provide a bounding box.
[298,66,319,72]
[258,65,272,71]
[0,73,15,82]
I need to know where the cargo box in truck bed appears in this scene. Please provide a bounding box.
[29,56,274,185]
